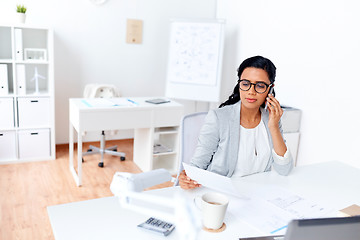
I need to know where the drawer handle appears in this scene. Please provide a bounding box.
[31,132,39,135]
[0,134,3,136]
[31,100,39,103]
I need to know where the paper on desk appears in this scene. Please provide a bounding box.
[229,185,334,235]
[110,98,138,106]
[82,98,136,108]
[82,98,116,107]
[183,163,247,198]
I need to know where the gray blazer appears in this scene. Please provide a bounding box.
[190,101,293,177]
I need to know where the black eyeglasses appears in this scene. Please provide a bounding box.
[238,80,272,94]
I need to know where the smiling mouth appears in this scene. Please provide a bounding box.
[246,98,257,103]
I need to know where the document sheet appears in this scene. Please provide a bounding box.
[183,163,246,198]
[82,98,136,108]
[183,163,333,235]
[229,185,333,235]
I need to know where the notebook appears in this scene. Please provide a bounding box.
[145,98,170,104]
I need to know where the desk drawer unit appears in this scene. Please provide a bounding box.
[0,98,14,128]
[18,129,50,159]
[80,109,153,131]
[0,130,16,160]
[17,97,50,128]
[153,107,183,127]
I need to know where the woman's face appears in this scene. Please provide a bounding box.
[239,67,272,110]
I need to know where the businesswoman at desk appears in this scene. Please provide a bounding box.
[179,56,293,189]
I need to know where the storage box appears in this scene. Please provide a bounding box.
[0,98,14,128]
[0,131,17,160]
[0,64,9,95]
[281,106,301,133]
[18,129,50,159]
[17,97,50,127]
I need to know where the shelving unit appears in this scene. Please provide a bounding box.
[152,126,179,174]
[0,24,55,164]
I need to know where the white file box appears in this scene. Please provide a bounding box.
[0,98,14,128]
[15,28,23,61]
[18,129,50,159]
[16,64,26,95]
[0,64,9,95]
[0,131,17,160]
[17,97,50,127]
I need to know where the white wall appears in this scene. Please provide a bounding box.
[0,0,216,143]
[2,1,359,168]
[217,0,360,168]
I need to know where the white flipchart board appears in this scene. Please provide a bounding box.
[165,19,225,102]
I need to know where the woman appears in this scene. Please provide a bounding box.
[179,56,293,189]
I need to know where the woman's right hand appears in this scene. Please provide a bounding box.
[178,170,201,189]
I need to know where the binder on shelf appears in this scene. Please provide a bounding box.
[0,64,9,95]
[16,64,26,95]
[15,28,23,61]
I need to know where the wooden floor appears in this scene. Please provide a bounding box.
[0,139,173,240]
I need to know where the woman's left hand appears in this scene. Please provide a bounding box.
[266,94,283,130]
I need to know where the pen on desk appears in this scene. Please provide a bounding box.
[127,98,138,105]
[270,225,288,234]
[82,100,92,107]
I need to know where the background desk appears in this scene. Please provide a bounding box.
[69,98,184,186]
[48,161,360,239]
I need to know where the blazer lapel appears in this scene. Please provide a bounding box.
[227,101,241,176]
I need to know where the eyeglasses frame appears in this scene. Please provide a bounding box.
[238,79,273,94]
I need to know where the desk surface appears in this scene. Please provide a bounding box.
[48,161,360,240]
[70,97,183,111]
[69,97,184,131]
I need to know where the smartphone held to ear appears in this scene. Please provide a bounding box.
[265,87,274,111]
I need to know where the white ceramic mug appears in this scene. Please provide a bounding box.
[195,192,229,230]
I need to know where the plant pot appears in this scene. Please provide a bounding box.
[17,13,26,24]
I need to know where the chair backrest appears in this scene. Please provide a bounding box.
[83,84,121,98]
[174,111,207,186]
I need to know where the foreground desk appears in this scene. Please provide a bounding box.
[48,161,360,239]
[69,98,184,186]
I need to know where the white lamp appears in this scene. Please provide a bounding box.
[110,169,201,240]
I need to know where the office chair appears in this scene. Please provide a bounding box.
[173,112,207,186]
[82,84,126,167]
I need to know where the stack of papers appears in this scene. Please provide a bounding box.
[153,143,173,154]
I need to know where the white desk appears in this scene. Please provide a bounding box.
[48,161,360,239]
[69,97,184,186]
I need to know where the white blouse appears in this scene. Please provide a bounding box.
[232,119,291,177]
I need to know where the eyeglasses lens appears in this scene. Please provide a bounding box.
[239,80,268,93]
[255,82,267,93]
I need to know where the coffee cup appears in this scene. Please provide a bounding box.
[194,192,229,230]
